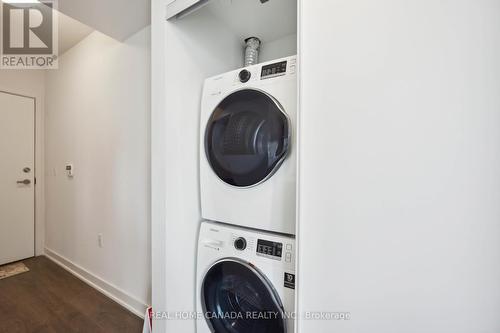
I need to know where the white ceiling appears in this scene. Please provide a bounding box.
[57,0,151,41]
[205,0,297,43]
[56,11,93,55]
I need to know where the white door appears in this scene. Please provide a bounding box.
[298,1,500,332]
[0,91,35,266]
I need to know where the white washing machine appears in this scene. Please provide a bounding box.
[200,55,297,235]
[196,221,296,333]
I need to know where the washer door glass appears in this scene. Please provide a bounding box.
[205,89,290,187]
[202,260,286,333]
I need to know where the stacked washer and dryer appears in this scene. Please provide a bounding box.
[197,55,298,333]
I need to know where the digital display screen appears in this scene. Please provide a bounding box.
[257,239,283,258]
[261,61,287,79]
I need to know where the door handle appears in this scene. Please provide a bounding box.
[17,179,31,185]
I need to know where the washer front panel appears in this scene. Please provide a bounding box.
[201,259,286,333]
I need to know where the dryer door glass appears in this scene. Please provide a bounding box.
[205,89,290,187]
[202,260,286,333]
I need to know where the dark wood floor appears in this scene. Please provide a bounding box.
[0,256,143,333]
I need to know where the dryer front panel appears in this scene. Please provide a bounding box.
[205,88,290,188]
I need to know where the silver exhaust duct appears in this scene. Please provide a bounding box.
[244,37,262,66]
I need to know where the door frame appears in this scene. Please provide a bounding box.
[0,89,39,258]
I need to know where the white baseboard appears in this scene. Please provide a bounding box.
[44,247,147,318]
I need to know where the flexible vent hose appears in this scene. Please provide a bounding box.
[244,37,262,66]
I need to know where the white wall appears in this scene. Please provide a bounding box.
[58,0,150,41]
[298,1,500,332]
[151,0,167,329]
[152,3,242,331]
[260,33,297,63]
[44,28,151,316]
[0,70,45,257]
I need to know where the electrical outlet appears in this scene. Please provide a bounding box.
[98,234,104,248]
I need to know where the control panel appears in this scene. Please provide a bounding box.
[66,164,74,177]
[261,60,287,79]
[206,223,295,266]
[257,239,283,260]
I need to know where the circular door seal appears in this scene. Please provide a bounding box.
[205,89,290,187]
[201,259,286,333]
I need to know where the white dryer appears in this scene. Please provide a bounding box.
[196,221,296,333]
[200,56,297,235]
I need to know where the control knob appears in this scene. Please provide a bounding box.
[238,69,251,83]
[234,237,247,251]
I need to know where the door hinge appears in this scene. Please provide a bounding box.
[34,177,37,185]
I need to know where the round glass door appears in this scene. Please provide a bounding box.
[202,259,286,333]
[205,89,290,187]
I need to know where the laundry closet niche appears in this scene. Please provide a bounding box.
[151,0,298,332]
